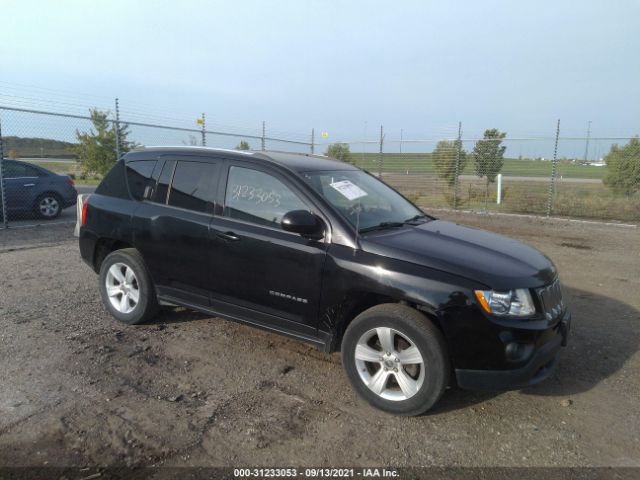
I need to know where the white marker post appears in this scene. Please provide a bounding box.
[496,174,502,205]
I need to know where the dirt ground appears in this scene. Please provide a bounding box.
[0,211,638,469]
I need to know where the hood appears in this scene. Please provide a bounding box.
[360,220,556,290]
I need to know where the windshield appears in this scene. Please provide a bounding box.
[302,170,426,231]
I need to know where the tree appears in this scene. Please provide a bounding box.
[473,129,507,201]
[73,109,133,176]
[7,149,18,159]
[236,140,250,150]
[183,135,198,146]
[432,139,467,187]
[325,143,352,163]
[603,136,640,196]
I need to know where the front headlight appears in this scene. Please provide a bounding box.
[474,288,536,316]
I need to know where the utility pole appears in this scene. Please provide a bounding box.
[360,121,367,169]
[583,120,592,164]
[201,113,206,146]
[0,115,8,228]
[114,98,121,161]
[261,121,266,151]
[378,125,384,177]
[546,119,561,218]
[399,128,403,154]
[310,128,315,154]
[453,121,462,209]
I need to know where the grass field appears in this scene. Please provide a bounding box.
[382,174,639,222]
[24,153,607,181]
[351,153,607,179]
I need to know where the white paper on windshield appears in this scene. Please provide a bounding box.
[329,180,368,201]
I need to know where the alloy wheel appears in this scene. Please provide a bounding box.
[105,262,140,314]
[354,327,425,401]
[39,196,60,217]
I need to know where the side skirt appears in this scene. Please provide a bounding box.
[157,293,330,351]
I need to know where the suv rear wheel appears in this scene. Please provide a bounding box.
[341,303,449,416]
[98,249,159,324]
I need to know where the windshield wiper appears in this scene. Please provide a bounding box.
[358,221,405,233]
[403,214,430,224]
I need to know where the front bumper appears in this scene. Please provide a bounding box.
[455,310,571,390]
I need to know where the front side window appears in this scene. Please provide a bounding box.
[168,161,218,213]
[224,166,307,228]
[302,170,424,231]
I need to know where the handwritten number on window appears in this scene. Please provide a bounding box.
[231,184,282,208]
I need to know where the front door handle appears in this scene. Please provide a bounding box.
[216,231,240,242]
[23,183,35,187]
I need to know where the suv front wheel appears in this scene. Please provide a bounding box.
[98,248,159,325]
[341,304,450,416]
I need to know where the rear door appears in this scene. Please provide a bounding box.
[131,155,220,306]
[208,161,328,334]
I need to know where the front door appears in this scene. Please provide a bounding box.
[2,161,40,216]
[209,163,328,335]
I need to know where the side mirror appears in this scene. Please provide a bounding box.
[281,210,324,239]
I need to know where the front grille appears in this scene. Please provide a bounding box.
[536,278,564,322]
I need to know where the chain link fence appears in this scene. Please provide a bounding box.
[1,104,639,229]
[319,123,639,224]
[0,104,315,227]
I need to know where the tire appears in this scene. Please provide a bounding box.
[34,193,62,219]
[341,303,450,416]
[98,248,159,325]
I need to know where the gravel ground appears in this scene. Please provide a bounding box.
[0,211,638,468]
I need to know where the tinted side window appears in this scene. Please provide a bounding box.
[3,162,23,178]
[126,160,156,200]
[95,160,129,199]
[3,162,38,178]
[151,160,176,204]
[23,164,42,177]
[168,161,218,213]
[224,166,307,228]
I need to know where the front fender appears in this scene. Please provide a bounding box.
[319,244,484,346]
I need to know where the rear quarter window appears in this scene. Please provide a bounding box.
[95,160,130,199]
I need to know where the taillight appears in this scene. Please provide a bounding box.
[81,195,91,226]
[65,177,75,187]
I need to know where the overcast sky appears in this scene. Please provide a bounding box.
[1,0,639,151]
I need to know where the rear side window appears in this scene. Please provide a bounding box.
[167,161,218,213]
[126,160,156,201]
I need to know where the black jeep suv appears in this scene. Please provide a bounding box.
[79,147,571,415]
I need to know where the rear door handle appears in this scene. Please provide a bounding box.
[23,183,35,187]
[216,231,240,242]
